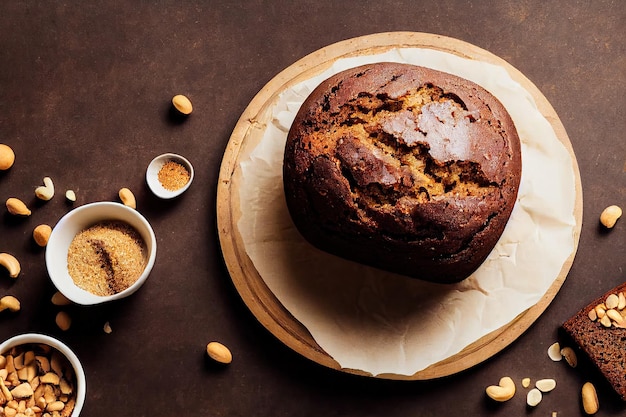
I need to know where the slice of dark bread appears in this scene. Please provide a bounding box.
[562,282,626,401]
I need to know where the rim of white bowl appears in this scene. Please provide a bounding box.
[146,153,194,199]
[45,202,157,306]
[0,333,86,416]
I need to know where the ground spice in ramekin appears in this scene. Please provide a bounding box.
[67,221,147,296]
[157,160,190,191]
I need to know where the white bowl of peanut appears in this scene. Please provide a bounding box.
[0,333,86,416]
[45,202,157,305]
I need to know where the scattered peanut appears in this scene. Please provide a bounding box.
[536,378,556,392]
[547,342,562,361]
[118,187,136,209]
[0,296,21,313]
[0,144,15,170]
[485,376,516,402]
[65,189,76,202]
[33,224,52,247]
[55,311,71,331]
[206,341,232,365]
[172,94,193,115]
[34,177,54,201]
[5,198,31,216]
[0,253,21,278]
[526,387,542,407]
[50,291,71,306]
[103,321,112,334]
[599,205,622,228]
[581,381,599,414]
[521,377,531,388]
[560,346,577,368]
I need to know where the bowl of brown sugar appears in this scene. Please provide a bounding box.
[45,202,157,305]
[146,153,194,199]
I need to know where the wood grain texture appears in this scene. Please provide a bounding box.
[216,32,583,380]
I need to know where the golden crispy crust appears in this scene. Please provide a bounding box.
[283,62,521,283]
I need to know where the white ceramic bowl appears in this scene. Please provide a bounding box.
[146,153,194,199]
[46,202,157,305]
[0,333,86,416]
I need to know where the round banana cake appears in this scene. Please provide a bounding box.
[283,62,522,284]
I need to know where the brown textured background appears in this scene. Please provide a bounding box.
[0,1,624,416]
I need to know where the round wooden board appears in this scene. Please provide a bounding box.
[216,32,583,380]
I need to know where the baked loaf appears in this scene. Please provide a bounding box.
[283,62,522,283]
[562,282,626,401]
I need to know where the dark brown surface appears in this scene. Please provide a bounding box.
[284,62,521,283]
[0,1,624,416]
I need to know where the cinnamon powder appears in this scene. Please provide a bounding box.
[157,161,190,191]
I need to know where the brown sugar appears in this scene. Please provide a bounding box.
[67,221,147,296]
[157,160,190,191]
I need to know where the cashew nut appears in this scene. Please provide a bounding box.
[0,295,20,312]
[600,205,622,228]
[0,253,20,278]
[34,176,54,201]
[5,198,31,216]
[485,376,516,402]
[119,187,136,209]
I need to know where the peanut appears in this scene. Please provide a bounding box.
[521,377,531,388]
[118,187,136,209]
[0,253,21,278]
[606,293,620,310]
[50,292,71,306]
[172,94,193,115]
[10,383,33,399]
[33,224,52,247]
[560,346,578,368]
[5,198,31,216]
[65,190,76,202]
[485,376,516,402]
[206,341,232,364]
[599,205,622,228]
[547,342,562,361]
[103,321,112,334]
[526,387,542,407]
[536,378,556,392]
[581,381,599,414]
[0,144,15,170]
[0,296,21,313]
[34,177,54,201]
[55,312,71,331]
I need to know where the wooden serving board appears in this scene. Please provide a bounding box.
[216,32,583,380]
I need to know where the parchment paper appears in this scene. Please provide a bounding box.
[238,48,576,376]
